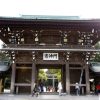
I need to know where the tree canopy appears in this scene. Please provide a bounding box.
[92,41,100,62]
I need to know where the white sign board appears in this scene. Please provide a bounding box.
[43,53,58,60]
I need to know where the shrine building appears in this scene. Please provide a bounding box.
[0,15,100,95]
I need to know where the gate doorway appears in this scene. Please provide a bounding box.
[36,64,66,94]
[69,64,86,95]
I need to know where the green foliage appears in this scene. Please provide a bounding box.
[47,69,61,80]
[0,51,10,68]
[95,42,100,49]
[0,51,9,61]
[55,69,61,80]
[93,54,100,62]
[92,42,100,62]
[38,69,47,80]
[0,43,9,61]
[38,69,61,81]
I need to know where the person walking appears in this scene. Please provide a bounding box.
[58,80,62,96]
[75,82,79,95]
[96,83,100,95]
[32,82,40,97]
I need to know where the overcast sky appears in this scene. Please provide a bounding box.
[0,0,100,18]
[0,0,100,48]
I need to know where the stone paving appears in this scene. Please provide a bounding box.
[0,94,99,100]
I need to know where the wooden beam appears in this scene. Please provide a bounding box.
[70,84,86,86]
[1,47,100,52]
[36,60,65,64]
[69,67,84,69]
[14,83,31,86]
[16,67,32,69]
[16,61,32,64]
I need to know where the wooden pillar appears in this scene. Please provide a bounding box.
[0,79,3,93]
[66,63,70,94]
[31,62,36,93]
[85,64,90,94]
[10,62,16,94]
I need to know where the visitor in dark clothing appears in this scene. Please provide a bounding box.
[32,84,40,97]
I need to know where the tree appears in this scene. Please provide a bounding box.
[47,69,61,80]
[38,69,47,80]
[38,69,61,81]
[92,41,100,62]
[0,51,9,61]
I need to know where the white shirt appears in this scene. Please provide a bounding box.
[58,82,62,90]
[75,83,79,89]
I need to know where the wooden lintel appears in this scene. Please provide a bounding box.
[16,67,32,69]
[69,67,84,69]
[16,62,32,64]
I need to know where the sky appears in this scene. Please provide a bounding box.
[0,0,100,18]
[0,0,100,48]
[0,40,3,49]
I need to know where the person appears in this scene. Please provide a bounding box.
[32,83,40,97]
[58,80,62,96]
[96,83,100,95]
[55,83,58,92]
[40,81,44,93]
[39,79,44,93]
[75,82,79,95]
